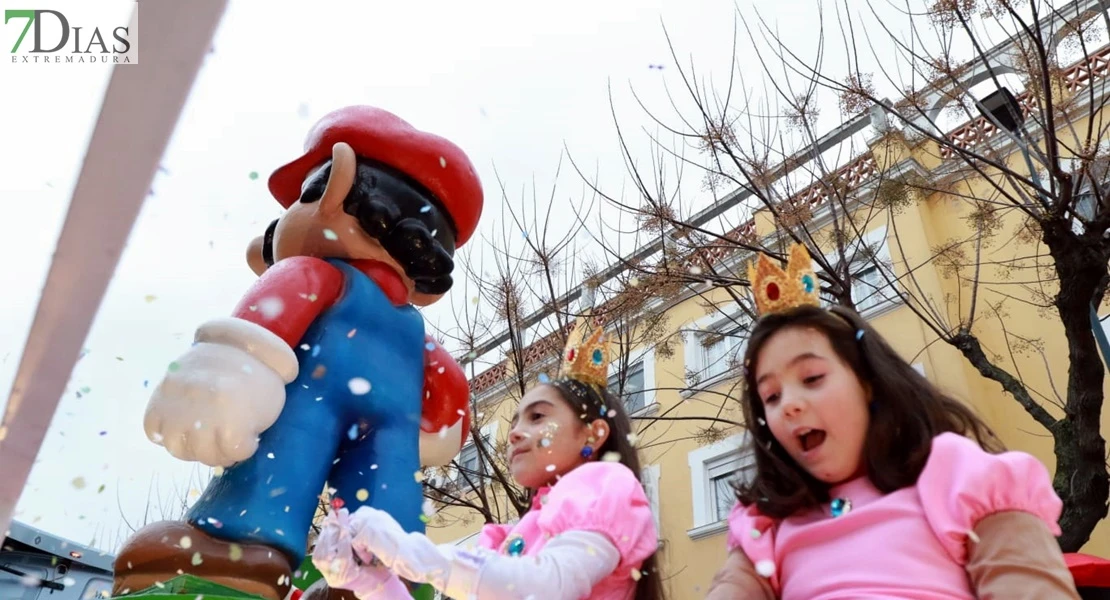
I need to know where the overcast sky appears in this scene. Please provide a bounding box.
[0,0,1038,552]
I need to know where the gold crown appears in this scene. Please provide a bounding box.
[747,244,822,316]
[557,317,610,388]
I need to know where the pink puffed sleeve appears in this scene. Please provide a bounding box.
[918,432,1063,565]
[477,523,513,551]
[725,502,781,592]
[536,462,658,570]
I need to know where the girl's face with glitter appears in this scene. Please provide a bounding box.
[507,384,609,489]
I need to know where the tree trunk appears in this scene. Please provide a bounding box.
[1043,221,1110,551]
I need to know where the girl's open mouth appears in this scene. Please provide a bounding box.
[799,428,827,452]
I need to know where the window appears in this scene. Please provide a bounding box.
[451,423,498,490]
[606,350,657,414]
[609,359,646,413]
[687,433,754,539]
[815,226,898,315]
[685,310,750,386]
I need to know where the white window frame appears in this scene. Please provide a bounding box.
[683,303,750,390]
[448,422,499,489]
[687,433,754,539]
[815,226,899,317]
[607,348,657,416]
[641,464,662,534]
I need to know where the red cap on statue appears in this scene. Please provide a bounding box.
[269,106,484,246]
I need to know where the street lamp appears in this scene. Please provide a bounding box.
[974,86,1110,372]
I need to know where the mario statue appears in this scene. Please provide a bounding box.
[112,106,481,600]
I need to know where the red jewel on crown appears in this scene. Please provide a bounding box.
[567,348,576,361]
[766,282,780,301]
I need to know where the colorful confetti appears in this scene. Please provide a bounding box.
[228,544,243,562]
[355,489,369,502]
[323,229,339,241]
[249,171,259,180]
[71,477,86,490]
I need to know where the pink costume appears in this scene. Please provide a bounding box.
[476,461,659,599]
[727,433,1063,599]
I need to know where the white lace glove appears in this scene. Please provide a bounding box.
[143,317,297,467]
[346,506,622,600]
[311,509,412,599]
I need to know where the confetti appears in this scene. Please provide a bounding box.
[545,464,556,472]
[249,171,259,180]
[438,426,449,439]
[538,373,550,384]
[626,433,640,445]
[348,424,359,440]
[323,229,339,241]
[356,489,369,502]
[167,361,181,373]
[144,294,157,303]
[425,342,436,352]
[414,471,425,483]
[191,552,203,566]
[422,499,436,517]
[312,365,327,379]
[539,438,552,448]
[601,451,621,462]
[347,329,357,338]
[269,487,287,498]
[754,559,775,577]
[438,157,447,168]
[71,477,86,490]
[689,266,703,275]
[258,297,284,320]
[228,544,243,562]
[97,484,106,494]
[348,378,371,395]
[266,452,276,459]
[631,568,643,581]
[213,466,225,477]
[180,536,192,549]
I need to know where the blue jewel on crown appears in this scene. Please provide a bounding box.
[591,348,603,365]
[830,497,852,518]
[801,273,815,294]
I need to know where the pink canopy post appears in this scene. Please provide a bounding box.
[0,0,229,538]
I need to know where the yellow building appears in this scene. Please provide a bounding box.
[422,9,1110,599]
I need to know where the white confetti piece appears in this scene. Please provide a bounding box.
[258,297,284,320]
[348,378,371,395]
[545,464,556,472]
[323,229,339,241]
[179,536,192,549]
[439,156,447,168]
[755,559,775,577]
[356,489,369,501]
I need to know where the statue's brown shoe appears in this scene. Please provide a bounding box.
[112,521,292,600]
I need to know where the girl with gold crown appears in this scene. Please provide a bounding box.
[705,244,1080,599]
[309,318,665,600]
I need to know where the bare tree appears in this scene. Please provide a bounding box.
[420,165,743,533]
[576,0,1110,550]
